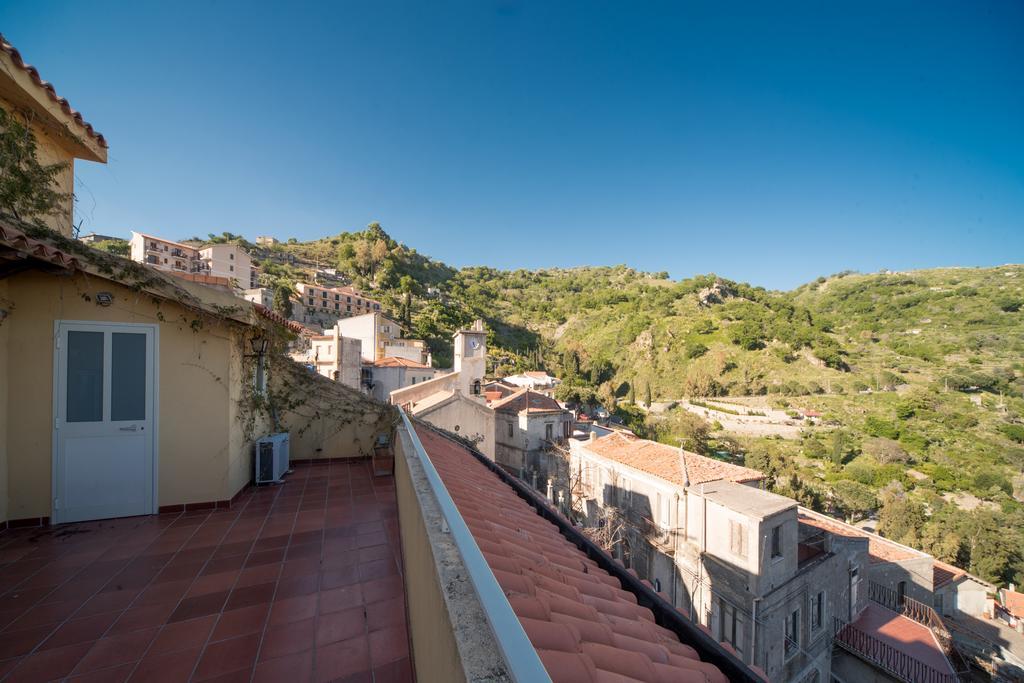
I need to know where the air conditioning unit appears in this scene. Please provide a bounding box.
[255,432,291,484]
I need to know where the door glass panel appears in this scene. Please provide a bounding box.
[67,331,104,422]
[111,333,146,421]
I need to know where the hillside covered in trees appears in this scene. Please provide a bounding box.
[254,224,1024,585]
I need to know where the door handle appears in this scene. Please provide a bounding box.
[119,425,139,431]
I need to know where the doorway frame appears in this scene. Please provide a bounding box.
[51,320,161,524]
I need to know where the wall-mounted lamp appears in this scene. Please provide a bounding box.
[95,292,114,307]
[249,335,269,357]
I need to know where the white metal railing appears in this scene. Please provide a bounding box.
[397,409,552,683]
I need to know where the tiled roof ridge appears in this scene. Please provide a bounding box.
[797,507,928,564]
[253,303,306,333]
[413,421,757,683]
[0,33,108,148]
[0,220,81,270]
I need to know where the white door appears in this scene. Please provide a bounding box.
[53,321,157,523]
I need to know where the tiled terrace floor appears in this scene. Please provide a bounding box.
[0,462,413,683]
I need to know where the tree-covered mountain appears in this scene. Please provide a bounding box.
[256,224,1024,584]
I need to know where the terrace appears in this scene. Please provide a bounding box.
[0,403,765,682]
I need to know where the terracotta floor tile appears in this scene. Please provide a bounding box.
[167,590,229,623]
[210,603,270,642]
[320,566,360,591]
[366,596,405,632]
[2,598,81,631]
[372,656,414,683]
[186,570,240,598]
[108,601,176,635]
[275,573,319,600]
[316,606,366,647]
[6,641,92,682]
[77,588,140,617]
[40,611,120,650]
[268,594,318,626]
[235,563,282,589]
[368,625,409,668]
[258,617,314,661]
[147,614,218,656]
[361,576,403,605]
[224,581,276,611]
[68,661,135,683]
[319,584,363,615]
[314,634,370,683]
[128,646,201,683]
[193,633,260,681]
[73,627,158,673]
[253,650,313,683]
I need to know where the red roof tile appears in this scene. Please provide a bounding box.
[798,510,924,564]
[0,221,81,270]
[253,303,306,333]
[370,357,431,369]
[0,33,107,148]
[490,388,565,415]
[1002,589,1024,619]
[414,425,729,683]
[584,432,763,487]
[844,603,955,677]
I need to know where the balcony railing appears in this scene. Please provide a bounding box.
[833,617,962,683]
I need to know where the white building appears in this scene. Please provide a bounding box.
[198,243,257,289]
[491,388,573,481]
[502,371,561,391]
[241,287,274,308]
[335,312,429,364]
[391,321,494,456]
[363,357,436,403]
[129,232,202,274]
[307,328,362,390]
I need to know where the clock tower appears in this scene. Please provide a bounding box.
[453,319,487,398]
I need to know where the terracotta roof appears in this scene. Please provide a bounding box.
[415,425,729,683]
[0,220,81,270]
[584,432,763,487]
[797,509,924,564]
[0,33,107,148]
[525,371,554,379]
[370,356,431,369]
[491,388,565,415]
[253,303,305,333]
[1001,589,1024,619]
[933,560,992,590]
[842,603,955,677]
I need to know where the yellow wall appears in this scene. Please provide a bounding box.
[1,270,251,520]
[0,277,9,523]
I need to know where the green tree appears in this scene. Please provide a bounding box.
[272,283,294,319]
[832,480,877,522]
[0,106,70,225]
[644,382,652,407]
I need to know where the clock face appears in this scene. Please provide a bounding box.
[469,339,480,350]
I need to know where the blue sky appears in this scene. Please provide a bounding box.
[3,1,1022,289]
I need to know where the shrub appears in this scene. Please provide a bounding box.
[999,423,1024,444]
[863,437,910,464]
[864,416,900,439]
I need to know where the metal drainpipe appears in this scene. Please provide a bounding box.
[699,483,707,623]
[751,596,760,667]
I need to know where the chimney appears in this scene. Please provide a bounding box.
[589,430,598,441]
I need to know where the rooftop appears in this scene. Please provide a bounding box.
[583,432,764,488]
[369,357,432,369]
[839,603,956,679]
[0,462,411,683]
[700,480,795,519]
[933,559,993,591]
[414,424,735,683]
[490,388,565,414]
[798,508,928,565]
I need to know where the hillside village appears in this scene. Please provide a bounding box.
[2,32,1024,683]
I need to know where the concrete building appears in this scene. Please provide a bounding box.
[292,283,383,329]
[391,321,495,457]
[363,357,436,403]
[255,235,278,246]
[129,232,203,275]
[198,243,257,289]
[502,371,561,393]
[78,232,120,244]
[241,287,274,309]
[491,389,573,483]
[562,432,970,682]
[335,311,428,364]
[307,327,362,389]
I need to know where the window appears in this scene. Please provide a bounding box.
[334,303,339,310]
[411,377,417,384]
[718,598,742,657]
[347,296,352,302]
[229,253,234,260]
[729,520,747,558]
[508,422,514,438]
[784,609,800,659]
[771,525,783,559]
[308,298,314,306]
[321,291,327,298]
[545,423,553,440]
[335,294,340,301]
[811,591,824,631]
[472,379,481,395]
[229,265,234,272]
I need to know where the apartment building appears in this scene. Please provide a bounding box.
[335,311,428,364]
[292,282,382,329]
[307,327,362,389]
[199,243,257,288]
[129,231,202,274]
[491,389,574,483]
[241,287,274,308]
[563,432,969,682]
